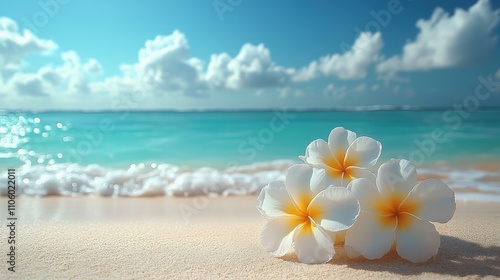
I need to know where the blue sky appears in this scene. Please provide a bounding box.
[1,0,500,110]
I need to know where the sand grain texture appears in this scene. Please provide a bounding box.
[0,197,499,279]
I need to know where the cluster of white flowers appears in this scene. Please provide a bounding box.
[257,127,456,264]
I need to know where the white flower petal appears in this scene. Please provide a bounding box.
[376,159,417,201]
[322,164,345,183]
[403,179,456,223]
[309,167,330,194]
[294,220,334,264]
[310,167,344,191]
[396,214,440,263]
[344,136,382,168]
[260,218,299,256]
[298,155,307,163]
[285,164,314,212]
[345,213,396,260]
[303,139,335,166]
[345,245,362,259]
[347,178,381,212]
[308,187,359,232]
[345,166,376,181]
[257,181,300,218]
[327,127,356,165]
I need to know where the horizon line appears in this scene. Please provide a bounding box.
[2,105,500,114]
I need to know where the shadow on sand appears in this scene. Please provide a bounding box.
[282,235,500,277]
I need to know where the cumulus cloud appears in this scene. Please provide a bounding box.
[206,43,295,89]
[277,86,304,98]
[103,31,296,97]
[130,30,207,96]
[1,51,103,98]
[353,84,367,93]
[323,83,347,100]
[83,58,102,74]
[0,16,388,106]
[1,28,210,101]
[110,33,296,94]
[26,30,210,99]
[11,74,48,97]
[0,17,57,67]
[0,18,100,101]
[295,32,383,81]
[377,0,500,73]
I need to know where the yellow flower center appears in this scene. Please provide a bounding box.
[324,151,358,179]
[285,199,323,232]
[374,195,420,230]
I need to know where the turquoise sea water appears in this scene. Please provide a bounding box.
[1,110,500,168]
[1,109,499,200]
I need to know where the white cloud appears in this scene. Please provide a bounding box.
[2,26,301,103]
[277,86,304,98]
[0,17,387,108]
[0,17,57,67]
[255,89,265,96]
[353,84,367,93]
[125,30,208,96]
[322,82,377,99]
[295,32,383,81]
[294,89,305,97]
[377,0,500,73]
[206,43,295,89]
[10,74,48,97]
[83,58,102,74]
[105,32,295,97]
[323,83,347,100]
[279,87,291,98]
[1,51,103,98]
[0,18,103,103]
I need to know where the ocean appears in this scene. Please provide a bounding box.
[1,109,499,200]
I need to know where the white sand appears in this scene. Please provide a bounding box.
[0,197,499,279]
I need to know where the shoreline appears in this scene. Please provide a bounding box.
[1,196,500,222]
[1,197,499,279]
[2,160,500,202]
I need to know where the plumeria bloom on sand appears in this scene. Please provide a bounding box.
[300,127,382,186]
[257,164,360,264]
[345,159,456,263]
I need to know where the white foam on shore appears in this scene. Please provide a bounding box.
[0,160,293,197]
[417,167,500,202]
[1,161,499,201]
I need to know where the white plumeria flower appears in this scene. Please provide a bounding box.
[300,127,382,186]
[257,164,359,264]
[345,159,456,263]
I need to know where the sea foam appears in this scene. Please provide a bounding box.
[1,161,499,201]
[0,160,293,197]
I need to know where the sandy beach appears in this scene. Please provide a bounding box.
[0,196,499,279]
